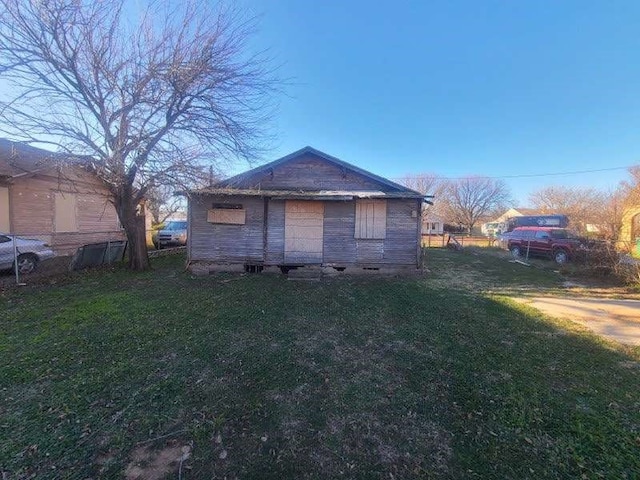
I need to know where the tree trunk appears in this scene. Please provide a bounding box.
[115,195,151,271]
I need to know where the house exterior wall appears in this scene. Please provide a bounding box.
[5,168,124,254]
[619,206,640,251]
[189,195,421,267]
[190,195,265,263]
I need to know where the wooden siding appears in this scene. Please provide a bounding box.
[6,169,123,254]
[232,153,394,192]
[325,199,418,266]
[284,201,323,263]
[322,201,357,264]
[265,200,285,264]
[190,195,264,263]
[190,195,421,267]
[383,199,420,265]
[356,239,385,263]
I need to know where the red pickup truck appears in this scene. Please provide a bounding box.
[503,227,586,264]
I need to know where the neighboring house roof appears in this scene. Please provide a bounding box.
[513,207,546,216]
[195,146,429,201]
[0,138,85,178]
[493,207,547,223]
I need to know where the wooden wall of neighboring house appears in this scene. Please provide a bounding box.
[190,195,421,267]
[231,154,395,192]
[7,168,124,254]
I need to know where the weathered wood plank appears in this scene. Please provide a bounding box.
[190,195,264,263]
[231,153,395,192]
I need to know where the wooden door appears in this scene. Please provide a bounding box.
[284,201,324,263]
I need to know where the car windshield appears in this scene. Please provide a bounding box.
[164,221,187,230]
[550,229,569,239]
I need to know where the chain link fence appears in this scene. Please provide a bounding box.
[1,228,186,287]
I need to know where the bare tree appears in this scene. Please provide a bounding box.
[619,166,640,206]
[529,186,607,235]
[398,174,444,198]
[146,185,185,226]
[440,177,511,234]
[0,0,276,269]
[398,174,446,221]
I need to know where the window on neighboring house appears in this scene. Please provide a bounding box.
[0,186,9,232]
[54,192,78,232]
[354,199,386,239]
[431,222,438,230]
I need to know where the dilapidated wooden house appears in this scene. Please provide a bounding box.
[187,147,426,273]
[0,139,124,254]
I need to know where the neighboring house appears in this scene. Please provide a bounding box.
[619,205,640,252]
[493,207,545,224]
[422,211,444,235]
[186,147,425,272]
[0,139,124,255]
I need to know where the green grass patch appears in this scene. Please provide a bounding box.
[1,252,639,478]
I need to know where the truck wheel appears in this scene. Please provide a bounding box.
[510,245,522,258]
[554,249,569,264]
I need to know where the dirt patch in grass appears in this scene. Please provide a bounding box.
[124,443,191,480]
[0,256,73,289]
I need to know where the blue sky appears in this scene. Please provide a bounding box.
[238,0,640,204]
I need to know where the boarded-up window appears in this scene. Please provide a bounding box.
[207,208,246,225]
[354,199,386,239]
[0,186,9,232]
[54,192,78,232]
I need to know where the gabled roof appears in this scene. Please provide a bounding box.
[213,146,427,199]
[0,138,85,178]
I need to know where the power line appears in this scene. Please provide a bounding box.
[391,164,637,181]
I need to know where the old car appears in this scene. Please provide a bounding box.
[0,233,55,274]
[504,227,586,264]
[154,220,188,249]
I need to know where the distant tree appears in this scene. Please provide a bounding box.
[594,190,626,240]
[0,0,276,270]
[528,186,607,235]
[398,174,447,221]
[440,177,511,234]
[146,186,184,226]
[398,174,444,198]
[619,166,640,206]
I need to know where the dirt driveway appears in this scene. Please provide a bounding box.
[514,296,640,345]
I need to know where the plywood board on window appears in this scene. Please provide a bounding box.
[355,199,386,239]
[207,208,246,225]
[54,192,78,232]
[0,187,9,232]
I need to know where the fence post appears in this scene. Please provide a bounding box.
[13,233,19,285]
